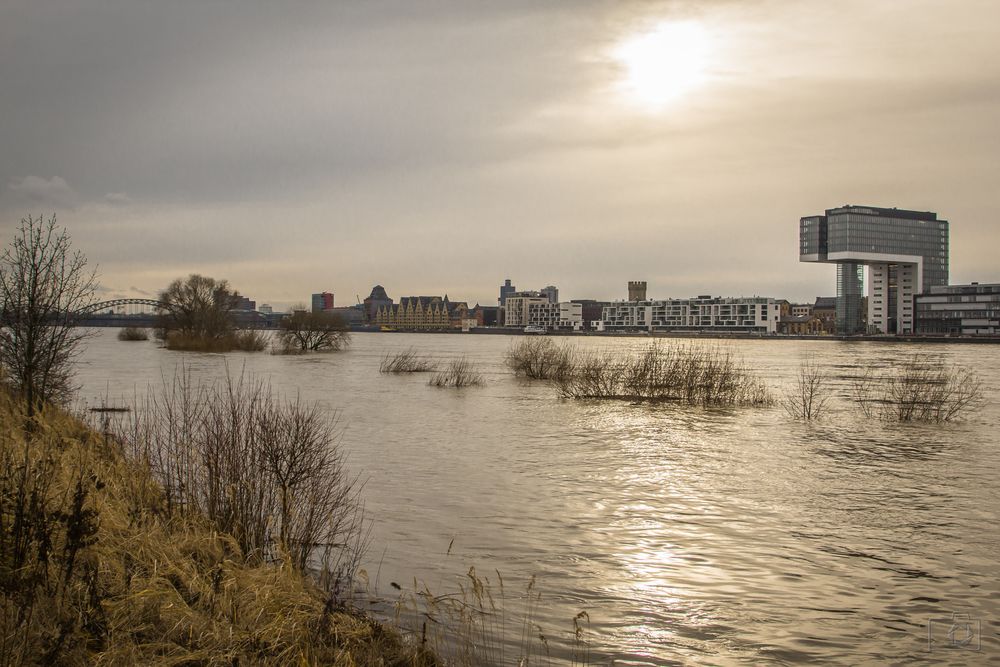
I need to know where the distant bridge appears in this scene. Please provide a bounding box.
[75,299,175,316]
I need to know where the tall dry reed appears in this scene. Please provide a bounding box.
[551,342,771,407]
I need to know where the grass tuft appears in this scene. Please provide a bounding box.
[380,348,438,373]
[428,358,485,388]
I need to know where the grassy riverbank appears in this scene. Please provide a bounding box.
[0,393,434,666]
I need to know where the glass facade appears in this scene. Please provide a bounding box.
[824,208,949,291]
[800,206,950,334]
[836,262,864,335]
[915,283,1000,335]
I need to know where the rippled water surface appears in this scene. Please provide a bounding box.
[76,331,1000,665]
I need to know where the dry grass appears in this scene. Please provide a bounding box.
[116,326,149,341]
[0,388,436,666]
[428,358,485,388]
[551,342,772,407]
[505,339,574,381]
[852,354,983,422]
[380,349,438,374]
[380,565,593,667]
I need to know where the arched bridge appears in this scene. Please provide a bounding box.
[76,299,176,315]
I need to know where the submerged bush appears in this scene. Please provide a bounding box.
[380,348,437,373]
[232,328,269,351]
[551,342,771,407]
[780,359,831,420]
[117,326,149,341]
[852,354,982,422]
[162,329,269,353]
[505,338,574,381]
[429,358,485,388]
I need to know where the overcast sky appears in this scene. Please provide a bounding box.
[2,0,998,309]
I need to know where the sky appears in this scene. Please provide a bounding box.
[2,0,999,310]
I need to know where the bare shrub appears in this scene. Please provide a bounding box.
[380,348,437,373]
[505,338,574,381]
[117,326,149,341]
[274,310,350,354]
[780,359,831,420]
[108,368,368,589]
[232,328,269,351]
[551,342,771,407]
[852,354,983,422]
[429,358,485,388]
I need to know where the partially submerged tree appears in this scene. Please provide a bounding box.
[157,274,242,349]
[0,214,97,416]
[275,308,350,353]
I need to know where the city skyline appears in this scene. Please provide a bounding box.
[3,1,999,307]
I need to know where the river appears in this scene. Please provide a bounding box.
[75,330,999,665]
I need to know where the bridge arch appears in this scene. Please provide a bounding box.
[75,298,175,315]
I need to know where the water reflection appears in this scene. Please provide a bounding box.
[75,331,1000,665]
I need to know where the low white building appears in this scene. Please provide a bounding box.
[599,296,779,333]
[506,296,583,330]
[504,293,549,327]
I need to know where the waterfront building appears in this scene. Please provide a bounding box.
[790,303,812,318]
[499,279,516,307]
[326,305,366,325]
[363,285,392,323]
[311,292,334,313]
[258,303,273,315]
[628,281,647,301]
[540,285,559,304]
[233,295,256,311]
[915,283,1000,335]
[812,296,837,334]
[571,299,609,330]
[376,296,468,330]
[470,304,499,327]
[599,296,779,334]
[519,301,583,330]
[800,205,949,334]
[778,315,824,335]
[503,292,548,327]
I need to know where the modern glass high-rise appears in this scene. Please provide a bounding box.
[800,206,949,334]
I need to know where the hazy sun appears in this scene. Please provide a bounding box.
[614,21,711,110]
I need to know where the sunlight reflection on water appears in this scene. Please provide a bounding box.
[76,331,1000,665]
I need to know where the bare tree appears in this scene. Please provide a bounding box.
[275,308,350,353]
[0,215,97,417]
[157,274,242,348]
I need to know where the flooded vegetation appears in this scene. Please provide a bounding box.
[74,331,1000,664]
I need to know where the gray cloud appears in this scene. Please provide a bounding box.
[2,0,999,307]
[6,175,79,209]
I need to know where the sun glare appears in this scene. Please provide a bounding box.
[614,21,711,110]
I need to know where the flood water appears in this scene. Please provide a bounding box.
[76,330,1000,665]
